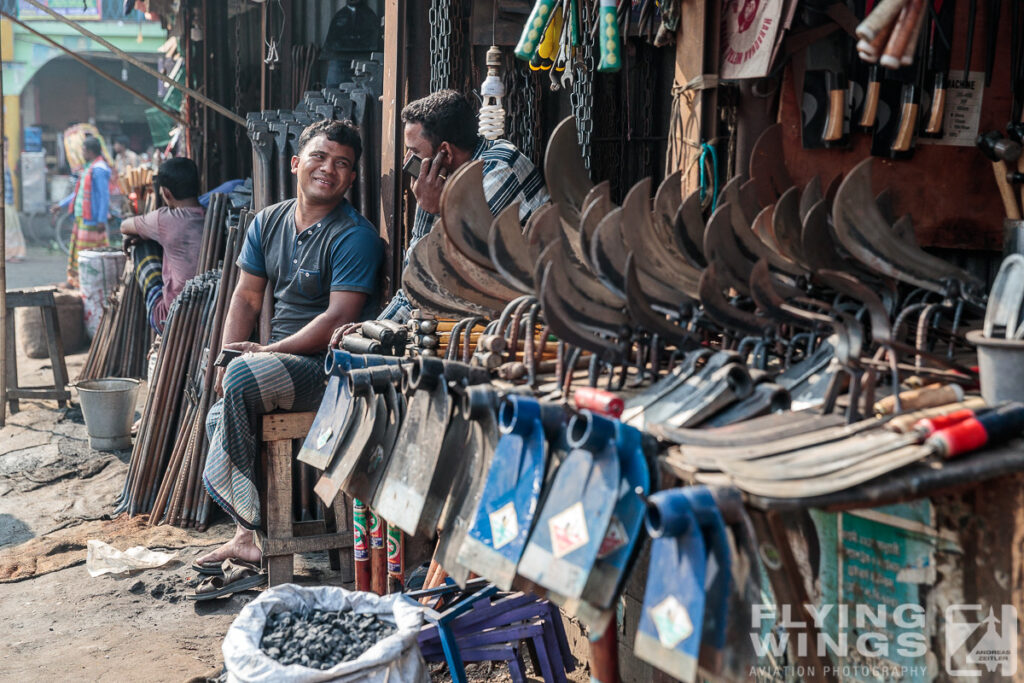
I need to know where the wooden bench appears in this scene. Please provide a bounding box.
[257,411,354,587]
[2,288,71,420]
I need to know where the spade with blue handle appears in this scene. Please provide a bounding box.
[456,395,551,590]
[517,410,620,600]
[635,486,732,682]
[566,418,651,632]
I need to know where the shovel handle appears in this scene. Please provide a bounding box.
[926,403,1024,457]
[573,386,624,418]
[857,0,908,41]
[597,0,622,73]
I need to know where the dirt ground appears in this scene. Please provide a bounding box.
[0,346,362,682]
[0,345,590,682]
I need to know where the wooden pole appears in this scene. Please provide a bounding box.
[379,0,406,297]
[0,24,7,428]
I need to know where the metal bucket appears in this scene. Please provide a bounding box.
[966,330,1024,404]
[76,378,141,451]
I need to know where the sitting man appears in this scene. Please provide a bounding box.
[120,157,205,333]
[334,89,548,342]
[197,119,383,569]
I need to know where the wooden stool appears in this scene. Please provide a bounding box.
[3,288,71,418]
[257,411,354,587]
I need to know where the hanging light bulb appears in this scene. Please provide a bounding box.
[478,45,506,140]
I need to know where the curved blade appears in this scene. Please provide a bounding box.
[525,202,562,251]
[439,223,525,301]
[832,159,982,295]
[540,264,625,363]
[579,182,613,274]
[737,178,762,226]
[771,186,812,269]
[551,236,625,308]
[624,253,698,347]
[547,250,630,335]
[732,194,804,279]
[800,199,858,274]
[402,254,495,319]
[799,176,823,224]
[749,123,793,207]
[545,116,593,226]
[619,177,701,299]
[653,169,683,242]
[440,160,499,269]
[752,204,783,255]
[414,229,506,315]
[487,202,536,294]
[674,191,708,268]
[591,207,629,297]
[703,202,753,296]
[698,264,768,337]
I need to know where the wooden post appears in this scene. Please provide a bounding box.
[672,0,721,198]
[379,0,407,296]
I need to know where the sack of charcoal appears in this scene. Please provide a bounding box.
[222,584,427,682]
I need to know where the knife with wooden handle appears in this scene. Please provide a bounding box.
[923,0,954,136]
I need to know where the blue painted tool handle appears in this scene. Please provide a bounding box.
[499,394,541,435]
[977,402,1024,444]
[325,350,400,375]
[325,349,354,375]
[566,409,616,451]
[645,489,693,538]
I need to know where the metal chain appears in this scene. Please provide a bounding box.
[506,58,538,165]
[571,0,595,170]
[429,0,451,92]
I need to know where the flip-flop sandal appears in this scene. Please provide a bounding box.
[188,559,266,600]
[191,560,224,576]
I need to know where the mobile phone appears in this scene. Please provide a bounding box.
[214,348,243,367]
[402,154,423,179]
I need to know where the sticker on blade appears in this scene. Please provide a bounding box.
[649,595,693,648]
[489,501,519,550]
[549,502,590,558]
[316,428,333,450]
[597,515,628,558]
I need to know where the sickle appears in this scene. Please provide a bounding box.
[487,202,536,294]
[440,160,501,269]
[545,116,594,226]
[439,223,525,302]
[703,202,753,296]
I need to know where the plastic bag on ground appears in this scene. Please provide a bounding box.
[223,584,427,683]
[85,539,178,577]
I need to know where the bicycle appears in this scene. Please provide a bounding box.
[52,204,124,255]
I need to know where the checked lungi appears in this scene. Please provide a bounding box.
[203,352,328,529]
[131,240,165,333]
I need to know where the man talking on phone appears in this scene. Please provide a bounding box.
[332,89,548,343]
[195,119,382,574]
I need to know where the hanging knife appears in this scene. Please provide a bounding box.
[922,0,955,136]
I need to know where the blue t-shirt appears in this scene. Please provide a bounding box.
[238,198,383,344]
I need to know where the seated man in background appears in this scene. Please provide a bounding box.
[120,157,205,333]
[196,119,383,570]
[331,88,548,346]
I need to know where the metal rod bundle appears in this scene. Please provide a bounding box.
[116,210,250,527]
[77,261,152,381]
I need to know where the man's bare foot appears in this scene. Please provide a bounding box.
[195,526,262,567]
